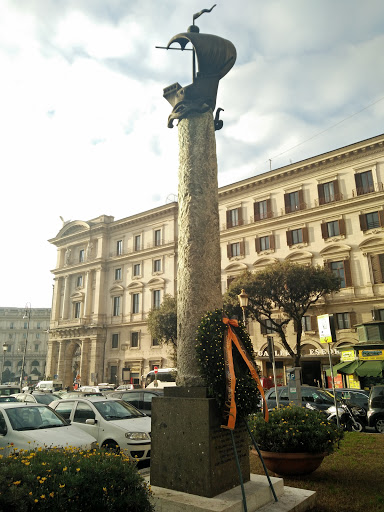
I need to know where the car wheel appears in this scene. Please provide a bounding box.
[102,440,120,453]
[374,418,384,434]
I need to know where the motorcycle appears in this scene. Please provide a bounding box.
[306,400,367,432]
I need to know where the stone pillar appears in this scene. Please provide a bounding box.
[83,271,93,319]
[79,338,90,385]
[177,110,223,387]
[51,277,62,322]
[62,276,70,320]
[56,340,67,384]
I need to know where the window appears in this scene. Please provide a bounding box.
[302,316,311,331]
[36,333,40,339]
[154,229,162,247]
[74,302,81,319]
[359,211,384,231]
[37,322,40,330]
[227,241,244,258]
[134,235,141,251]
[154,259,161,272]
[24,322,28,329]
[34,344,39,352]
[335,313,350,330]
[74,402,95,424]
[153,290,161,309]
[10,322,13,329]
[76,275,83,287]
[378,309,384,321]
[112,333,119,349]
[260,319,274,335]
[284,190,304,213]
[152,338,159,346]
[226,207,243,228]
[131,332,139,348]
[132,293,140,314]
[133,263,141,277]
[116,240,123,255]
[330,260,352,288]
[255,235,275,253]
[318,180,340,205]
[371,254,384,284]
[115,268,122,281]
[79,249,85,263]
[321,219,346,239]
[254,199,272,220]
[286,227,308,247]
[355,170,374,195]
[8,334,12,339]
[113,296,120,316]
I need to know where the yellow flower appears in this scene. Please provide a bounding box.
[76,468,80,472]
[49,492,54,498]
[59,484,65,488]
[63,466,67,472]
[13,481,21,486]
[34,499,39,503]
[40,495,46,499]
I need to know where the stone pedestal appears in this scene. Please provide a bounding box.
[150,387,250,498]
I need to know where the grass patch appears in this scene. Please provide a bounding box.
[250,432,384,512]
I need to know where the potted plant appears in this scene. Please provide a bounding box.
[248,405,344,476]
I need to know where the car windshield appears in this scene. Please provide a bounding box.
[93,400,144,420]
[6,406,67,431]
[33,394,59,405]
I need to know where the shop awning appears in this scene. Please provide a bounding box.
[338,360,360,375]
[355,361,384,378]
[325,361,352,377]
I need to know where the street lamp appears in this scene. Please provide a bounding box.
[1,343,8,385]
[20,303,31,390]
[237,289,249,325]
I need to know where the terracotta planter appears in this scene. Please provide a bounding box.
[258,450,326,476]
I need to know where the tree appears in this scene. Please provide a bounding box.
[223,262,341,367]
[147,294,177,364]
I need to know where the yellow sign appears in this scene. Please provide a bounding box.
[347,374,360,388]
[359,349,384,361]
[340,350,355,362]
[317,314,332,344]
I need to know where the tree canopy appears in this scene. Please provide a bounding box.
[146,294,177,364]
[223,262,341,366]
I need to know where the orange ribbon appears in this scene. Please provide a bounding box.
[221,316,269,430]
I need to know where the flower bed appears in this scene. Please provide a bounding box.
[0,446,154,511]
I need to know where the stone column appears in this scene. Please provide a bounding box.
[83,271,93,319]
[51,277,62,322]
[62,276,70,320]
[177,110,223,387]
[56,340,67,384]
[79,338,90,385]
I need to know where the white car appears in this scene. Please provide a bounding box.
[50,397,151,463]
[0,402,97,456]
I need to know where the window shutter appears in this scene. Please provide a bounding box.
[310,316,318,331]
[238,208,243,226]
[321,223,328,239]
[239,240,245,257]
[302,226,309,244]
[266,198,273,218]
[226,210,232,228]
[349,312,357,329]
[227,244,231,258]
[359,214,368,231]
[254,202,260,221]
[334,314,339,330]
[260,323,267,335]
[298,189,304,210]
[286,230,293,247]
[344,259,352,287]
[317,184,325,205]
[372,309,379,320]
[333,179,340,200]
[378,210,384,227]
[371,254,384,284]
[255,237,261,253]
[284,193,290,214]
[355,173,362,195]
[269,234,275,250]
[339,218,346,236]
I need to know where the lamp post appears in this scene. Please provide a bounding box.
[237,289,249,326]
[20,303,31,390]
[1,343,8,385]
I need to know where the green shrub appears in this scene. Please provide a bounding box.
[0,447,154,511]
[248,405,344,454]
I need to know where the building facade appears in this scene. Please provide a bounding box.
[47,133,384,389]
[0,307,51,386]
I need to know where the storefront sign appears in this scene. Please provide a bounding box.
[340,350,355,362]
[309,348,340,356]
[359,349,384,361]
[347,374,361,389]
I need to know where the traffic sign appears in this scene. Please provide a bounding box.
[154,366,158,374]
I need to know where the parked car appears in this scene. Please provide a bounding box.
[0,402,97,456]
[12,392,62,405]
[0,385,20,396]
[50,397,151,463]
[326,388,369,411]
[78,385,115,395]
[367,385,384,433]
[265,385,336,411]
[0,396,18,402]
[115,384,142,391]
[108,389,164,416]
[59,391,104,399]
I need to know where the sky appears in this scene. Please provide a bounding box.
[1,0,384,308]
